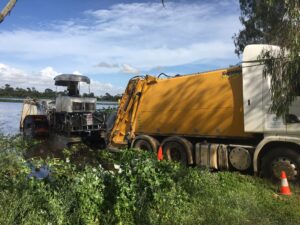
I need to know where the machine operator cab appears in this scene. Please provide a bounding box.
[54,74,96,113]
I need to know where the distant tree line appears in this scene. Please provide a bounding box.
[0,84,121,102]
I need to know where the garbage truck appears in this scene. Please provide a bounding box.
[104,44,300,182]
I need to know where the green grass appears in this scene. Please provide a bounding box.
[0,135,300,225]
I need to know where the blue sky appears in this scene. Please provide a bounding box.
[0,0,241,95]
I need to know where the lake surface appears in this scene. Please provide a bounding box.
[0,101,117,135]
[0,102,22,135]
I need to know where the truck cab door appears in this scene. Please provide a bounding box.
[262,76,286,134]
[242,53,264,133]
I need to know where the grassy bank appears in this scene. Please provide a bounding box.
[0,135,300,225]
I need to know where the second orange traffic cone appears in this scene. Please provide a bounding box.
[157,146,163,161]
[280,171,292,196]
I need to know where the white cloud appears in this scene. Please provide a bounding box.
[0,63,26,81]
[95,62,140,74]
[90,80,124,96]
[72,71,83,75]
[95,62,119,69]
[40,67,59,80]
[0,1,241,75]
[120,64,140,75]
[0,63,121,95]
[0,64,58,90]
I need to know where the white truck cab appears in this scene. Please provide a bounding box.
[243,44,300,180]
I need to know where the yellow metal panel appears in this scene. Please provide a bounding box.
[110,78,146,146]
[109,67,254,147]
[134,68,252,138]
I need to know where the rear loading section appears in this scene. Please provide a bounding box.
[134,69,250,138]
[108,58,300,183]
[109,67,254,146]
[109,67,260,172]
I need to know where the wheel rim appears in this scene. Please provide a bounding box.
[134,140,152,152]
[170,146,182,162]
[165,142,184,163]
[271,157,298,180]
[140,143,151,152]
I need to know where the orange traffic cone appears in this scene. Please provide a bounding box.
[157,146,163,161]
[280,171,292,196]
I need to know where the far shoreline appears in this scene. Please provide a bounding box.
[0,97,118,105]
[0,98,24,103]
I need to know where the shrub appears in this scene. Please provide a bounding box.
[0,136,300,225]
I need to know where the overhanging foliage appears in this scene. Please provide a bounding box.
[235,0,300,116]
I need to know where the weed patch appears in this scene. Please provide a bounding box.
[0,136,300,225]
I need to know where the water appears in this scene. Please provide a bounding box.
[0,101,118,135]
[0,102,22,135]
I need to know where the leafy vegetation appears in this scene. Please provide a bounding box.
[234,0,300,116]
[0,135,300,225]
[233,0,286,56]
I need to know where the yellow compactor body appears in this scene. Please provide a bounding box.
[108,44,300,180]
[110,66,255,148]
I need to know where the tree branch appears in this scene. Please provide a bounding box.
[0,0,17,23]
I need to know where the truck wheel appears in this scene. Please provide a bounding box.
[261,146,300,182]
[162,136,193,165]
[131,135,159,153]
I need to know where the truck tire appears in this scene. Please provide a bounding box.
[131,135,159,153]
[260,146,300,182]
[162,136,193,165]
